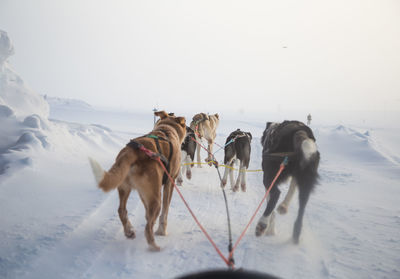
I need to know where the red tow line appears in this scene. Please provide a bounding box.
[229,160,287,260]
[138,145,232,267]
[137,144,288,269]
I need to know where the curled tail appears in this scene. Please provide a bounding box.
[293,130,320,183]
[88,148,138,192]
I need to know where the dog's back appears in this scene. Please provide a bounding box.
[262,121,319,183]
[224,129,252,168]
[221,129,252,191]
[208,113,219,130]
[181,126,196,161]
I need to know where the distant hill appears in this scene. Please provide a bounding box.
[44,95,93,111]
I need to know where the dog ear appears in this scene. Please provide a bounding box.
[154,111,169,119]
[247,132,252,140]
[201,113,209,120]
[168,112,175,116]
[214,113,219,119]
[266,122,273,129]
[175,116,186,126]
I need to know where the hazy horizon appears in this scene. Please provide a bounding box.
[1,0,399,112]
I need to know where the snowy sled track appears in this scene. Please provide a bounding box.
[1,111,400,279]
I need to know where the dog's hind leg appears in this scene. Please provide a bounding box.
[196,142,202,168]
[278,177,297,215]
[156,180,174,236]
[185,154,192,179]
[235,160,247,192]
[221,158,234,188]
[256,185,281,237]
[293,184,312,244]
[233,160,243,192]
[176,165,183,186]
[176,151,186,186]
[206,139,214,165]
[143,193,162,251]
[118,183,136,238]
[229,161,236,190]
[221,167,229,188]
[138,176,162,251]
[240,167,247,192]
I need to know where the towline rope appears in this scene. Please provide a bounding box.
[134,143,233,267]
[228,157,288,260]
[193,125,232,157]
[134,140,288,269]
[182,161,263,172]
[190,135,235,268]
[211,138,234,156]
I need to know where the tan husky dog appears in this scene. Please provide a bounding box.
[189,113,219,166]
[89,111,186,251]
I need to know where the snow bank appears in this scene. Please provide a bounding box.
[0,30,49,120]
[0,30,124,177]
[45,95,92,111]
[0,30,50,175]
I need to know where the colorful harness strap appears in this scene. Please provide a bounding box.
[146,133,173,185]
[127,131,173,185]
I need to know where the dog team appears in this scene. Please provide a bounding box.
[89,111,320,251]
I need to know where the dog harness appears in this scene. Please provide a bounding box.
[190,114,209,138]
[127,130,173,185]
[262,121,315,162]
[225,129,251,147]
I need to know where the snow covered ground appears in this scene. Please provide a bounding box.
[1,30,400,279]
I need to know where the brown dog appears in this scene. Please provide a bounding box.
[89,111,186,251]
[189,113,219,166]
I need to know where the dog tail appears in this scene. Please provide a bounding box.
[89,147,138,192]
[293,130,320,174]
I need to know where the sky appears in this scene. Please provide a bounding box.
[1,0,399,113]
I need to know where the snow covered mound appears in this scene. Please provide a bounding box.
[45,95,92,111]
[0,30,124,177]
[0,30,49,120]
[316,125,400,167]
[0,30,14,66]
[0,30,51,175]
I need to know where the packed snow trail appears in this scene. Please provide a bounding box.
[1,111,400,278]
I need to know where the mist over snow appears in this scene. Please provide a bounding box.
[0,27,400,279]
[2,0,400,112]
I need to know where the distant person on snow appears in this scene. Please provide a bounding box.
[307,113,312,125]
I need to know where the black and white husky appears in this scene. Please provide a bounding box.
[255,121,320,244]
[221,129,252,192]
[177,126,197,186]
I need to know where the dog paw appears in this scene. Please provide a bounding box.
[148,244,161,252]
[241,184,246,192]
[155,227,168,236]
[124,228,136,239]
[265,227,276,236]
[292,236,300,245]
[221,179,227,188]
[186,170,192,180]
[255,222,267,237]
[176,178,183,186]
[232,185,239,192]
[277,204,288,215]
